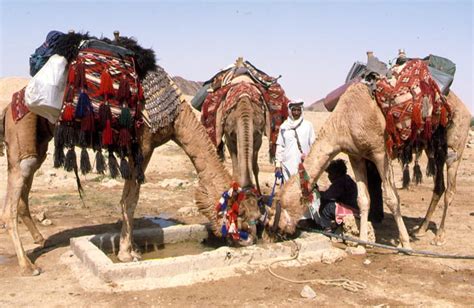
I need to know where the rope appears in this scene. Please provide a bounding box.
[267,171,283,207]
[303,227,474,260]
[267,240,367,292]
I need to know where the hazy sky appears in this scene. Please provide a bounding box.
[1,0,472,113]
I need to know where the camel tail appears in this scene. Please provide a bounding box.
[366,159,384,223]
[0,108,5,157]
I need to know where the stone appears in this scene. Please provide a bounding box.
[41,219,53,226]
[321,248,347,264]
[346,245,367,255]
[35,211,46,222]
[177,206,199,217]
[363,258,372,265]
[300,285,317,299]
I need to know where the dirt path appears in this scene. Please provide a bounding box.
[1,117,473,306]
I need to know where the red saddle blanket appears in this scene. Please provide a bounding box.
[374,59,451,157]
[201,81,288,160]
[11,87,30,122]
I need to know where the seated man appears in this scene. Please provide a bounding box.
[318,159,359,232]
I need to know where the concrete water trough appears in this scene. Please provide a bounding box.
[70,223,335,290]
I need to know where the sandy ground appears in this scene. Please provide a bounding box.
[0,78,473,306]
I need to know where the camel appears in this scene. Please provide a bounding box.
[266,82,470,249]
[1,68,263,275]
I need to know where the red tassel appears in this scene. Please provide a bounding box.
[424,117,432,140]
[385,111,396,135]
[67,65,75,85]
[64,85,75,102]
[440,106,448,127]
[137,82,144,101]
[386,135,394,158]
[99,69,114,97]
[102,119,113,146]
[412,102,422,128]
[74,60,86,90]
[116,77,131,103]
[118,128,131,147]
[62,103,75,121]
[81,111,95,132]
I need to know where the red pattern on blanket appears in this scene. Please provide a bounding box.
[201,81,288,159]
[10,87,30,122]
[375,59,451,157]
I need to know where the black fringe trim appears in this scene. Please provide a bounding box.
[95,150,106,174]
[53,32,91,63]
[120,157,132,180]
[402,164,410,189]
[108,151,120,179]
[132,142,145,184]
[64,147,77,172]
[54,146,65,168]
[80,148,92,175]
[413,162,423,185]
[426,156,436,177]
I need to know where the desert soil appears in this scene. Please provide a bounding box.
[0,78,473,307]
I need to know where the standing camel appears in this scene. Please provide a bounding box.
[266,82,470,248]
[1,66,263,276]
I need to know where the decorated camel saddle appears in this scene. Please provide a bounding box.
[199,58,289,160]
[9,31,182,183]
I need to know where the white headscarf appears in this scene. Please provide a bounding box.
[286,99,304,129]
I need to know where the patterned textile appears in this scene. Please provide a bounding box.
[201,78,288,160]
[63,47,141,119]
[142,66,182,132]
[11,87,30,122]
[335,203,359,225]
[374,59,451,157]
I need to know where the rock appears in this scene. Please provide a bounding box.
[158,178,190,188]
[41,219,53,226]
[321,248,347,264]
[467,144,473,149]
[468,130,474,137]
[177,206,199,217]
[300,285,317,299]
[35,211,46,222]
[363,258,372,265]
[346,245,367,255]
[101,179,121,188]
[468,139,474,145]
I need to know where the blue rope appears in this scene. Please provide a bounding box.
[267,170,284,207]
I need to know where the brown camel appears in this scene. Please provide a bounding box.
[267,82,470,249]
[1,73,262,276]
[214,76,269,192]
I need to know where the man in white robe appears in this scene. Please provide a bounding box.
[274,99,316,182]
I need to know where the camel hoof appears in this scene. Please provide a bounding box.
[20,265,42,276]
[117,250,142,262]
[412,228,427,238]
[34,238,46,248]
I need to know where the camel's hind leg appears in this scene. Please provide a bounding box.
[374,153,412,249]
[117,142,154,262]
[348,156,370,252]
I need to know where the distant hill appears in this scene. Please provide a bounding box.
[305,98,328,112]
[172,76,202,97]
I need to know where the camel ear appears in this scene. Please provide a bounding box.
[214,102,225,145]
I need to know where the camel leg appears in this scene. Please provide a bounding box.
[252,149,261,194]
[117,143,153,262]
[413,192,442,238]
[348,156,370,246]
[431,155,461,245]
[5,158,42,275]
[226,141,239,183]
[375,154,412,249]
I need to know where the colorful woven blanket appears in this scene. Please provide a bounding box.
[55,44,144,181]
[374,59,451,158]
[11,87,30,122]
[201,75,288,160]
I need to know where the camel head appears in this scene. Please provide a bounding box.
[216,82,270,190]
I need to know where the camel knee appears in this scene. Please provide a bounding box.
[19,157,38,178]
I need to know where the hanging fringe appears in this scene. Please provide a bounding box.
[412,102,422,128]
[102,119,113,146]
[63,124,76,148]
[67,65,75,85]
[78,130,87,147]
[386,135,394,158]
[386,111,396,135]
[424,117,432,140]
[402,163,410,189]
[64,85,75,103]
[108,151,120,178]
[119,105,132,128]
[80,148,92,175]
[120,157,132,180]
[54,146,65,168]
[62,103,75,121]
[75,92,92,118]
[99,69,114,97]
[81,110,95,133]
[64,147,77,172]
[440,106,448,127]
[132,142,145,184]
[118,128,131,148]
[117,77,131,103]
[413,161,422,184]
[74,60,86,90]
[98,103,112,130]
[426,155,436,177]
[95,150,106,174]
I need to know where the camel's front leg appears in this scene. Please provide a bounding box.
[117,144,153,262]
[348,156,369,251]
[5,158,42,276]
[252,150,261,194]
[18,170,45,246]
[375,154,412,249]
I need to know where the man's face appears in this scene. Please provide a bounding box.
[291,107,302,120]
